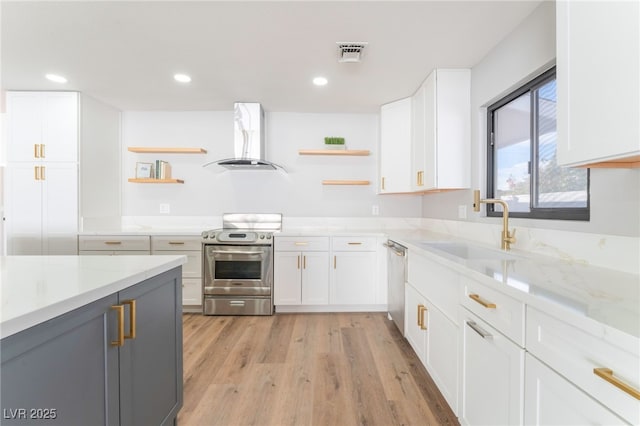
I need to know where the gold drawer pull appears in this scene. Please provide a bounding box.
[294,242,308,246]
[593,368,640,400]
[123,300,136,340]
[168,241,185,245]
[104,241,122,245]
[111,305,125,347]
[347,242,363,245]
[469,293,497,309]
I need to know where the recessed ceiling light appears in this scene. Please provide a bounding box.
[313,76,328,86]
[174,74,192,83]
[45,74,67,83]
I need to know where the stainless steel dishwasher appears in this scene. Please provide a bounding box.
[384,239,407,335]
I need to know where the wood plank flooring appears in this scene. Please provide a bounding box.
[178,313,459,426]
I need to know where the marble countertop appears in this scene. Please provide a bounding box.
[0,255,187,339]
[387,231,639,353]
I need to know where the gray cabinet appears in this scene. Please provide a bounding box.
[0,268,183,426]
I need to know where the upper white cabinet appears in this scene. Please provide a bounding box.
[379,97,412,193]
[556,0,640,167]
[5,92,79,255]
[413,69,471,191]
[7,92,78,163]
[380,68,471,194]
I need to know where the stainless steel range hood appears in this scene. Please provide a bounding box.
[204,102,284,171]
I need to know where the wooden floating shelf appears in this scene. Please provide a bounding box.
[128,178,184,184]
[128,147,207,154]
[299,149,370,156]
[322,180,370,186]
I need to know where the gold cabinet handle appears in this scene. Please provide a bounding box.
[416,171,424,186]
[419,305,427,330]
[123,300,136,340]
[297,255,300,270]
[40,166,45,180]
[34,144,40,158]
[593,368,640,400]
[168,241,185,245]
[34,166,40,181]
[417,304,425,327]
[381,177,386,191]
[469,293,497,309]
[111,305,125,347]
[303,255,307,269]
[105,241,122,245]
[40,144,45,158]
[294,242,308,246]
[334,255,337,269]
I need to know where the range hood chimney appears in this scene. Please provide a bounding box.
[204,102,283,171]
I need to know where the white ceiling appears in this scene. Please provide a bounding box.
[1,1,543,113]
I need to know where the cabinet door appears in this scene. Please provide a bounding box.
[557,1,640,166]
[302,252,329,304]
[274,251,302,305]
[460,309,524,426]
[412,83,427,191]
[380,97,412,193]
[42,163,78,254]
[425,302,458,415]
[0,294,120,426]
[330,251,376,305]
[42,92,79,162]
[5,164,43,255]
[405,283,427,363]
[118,268,182,426]
[423,71,437,190]
[182,277,202,306]
[524,353,626,426]
[6,92,44,162]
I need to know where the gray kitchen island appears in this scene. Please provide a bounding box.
[1,255,186,426]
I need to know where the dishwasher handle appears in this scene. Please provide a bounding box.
[383,241,406,256]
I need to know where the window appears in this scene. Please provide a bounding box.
[487,67,589,221]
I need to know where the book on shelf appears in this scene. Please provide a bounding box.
[152,160,172,179]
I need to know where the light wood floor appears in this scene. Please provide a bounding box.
[178,312,459,426]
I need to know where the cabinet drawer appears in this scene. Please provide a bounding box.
[79,250,151,256]
[331,236,377,251]
[460,277,524,346]
[526,306,639,424]
[275,236,329,252]
[79,235,150,251]
[151,236,201,251]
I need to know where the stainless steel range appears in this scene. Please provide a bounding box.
[201,213,281,315]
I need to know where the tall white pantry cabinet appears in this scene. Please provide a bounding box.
[5,92,79,255]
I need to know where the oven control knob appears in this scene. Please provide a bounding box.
[201,231,208,239]
[267,234,272,239]
[259,234,265,239]
[209,232,216,239]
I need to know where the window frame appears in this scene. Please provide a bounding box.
[486,67,590,221]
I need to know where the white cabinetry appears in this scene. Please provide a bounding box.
[379,97,412,193]
[412,69,471,190]
[524,353,626,425]
[526,306,639,424]
[5,92,79,255]
[405,251,459,414]
[151,236,202,310]
[460,309,524,426]
[330,236,377,305]
[274,237,330,306]
[556,0,640,167]
[78,235,151,255]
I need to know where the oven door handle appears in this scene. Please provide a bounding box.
[208,249,266,255]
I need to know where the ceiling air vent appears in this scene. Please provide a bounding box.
[336,42,368,63]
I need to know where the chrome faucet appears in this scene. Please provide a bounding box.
[473,189,516,251]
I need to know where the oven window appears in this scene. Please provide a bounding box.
[215,261,262,280]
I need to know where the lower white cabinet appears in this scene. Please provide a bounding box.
[460,308,524,426]
[151,236,202,309]
[524,353,626,425]
[405,283,459,414]
[330,237,378,305]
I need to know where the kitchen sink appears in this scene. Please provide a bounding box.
[417,241,516,261]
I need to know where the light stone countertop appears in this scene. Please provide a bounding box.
[387,231,640,354]
[0,255,187,339]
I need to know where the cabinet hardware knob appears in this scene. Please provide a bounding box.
[593,368,640,400]
[123,300,136,340]
[469,293,497,309]
[111,305,125,347]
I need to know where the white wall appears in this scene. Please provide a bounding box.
[121,110,421,218]
[421,1,640,238]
